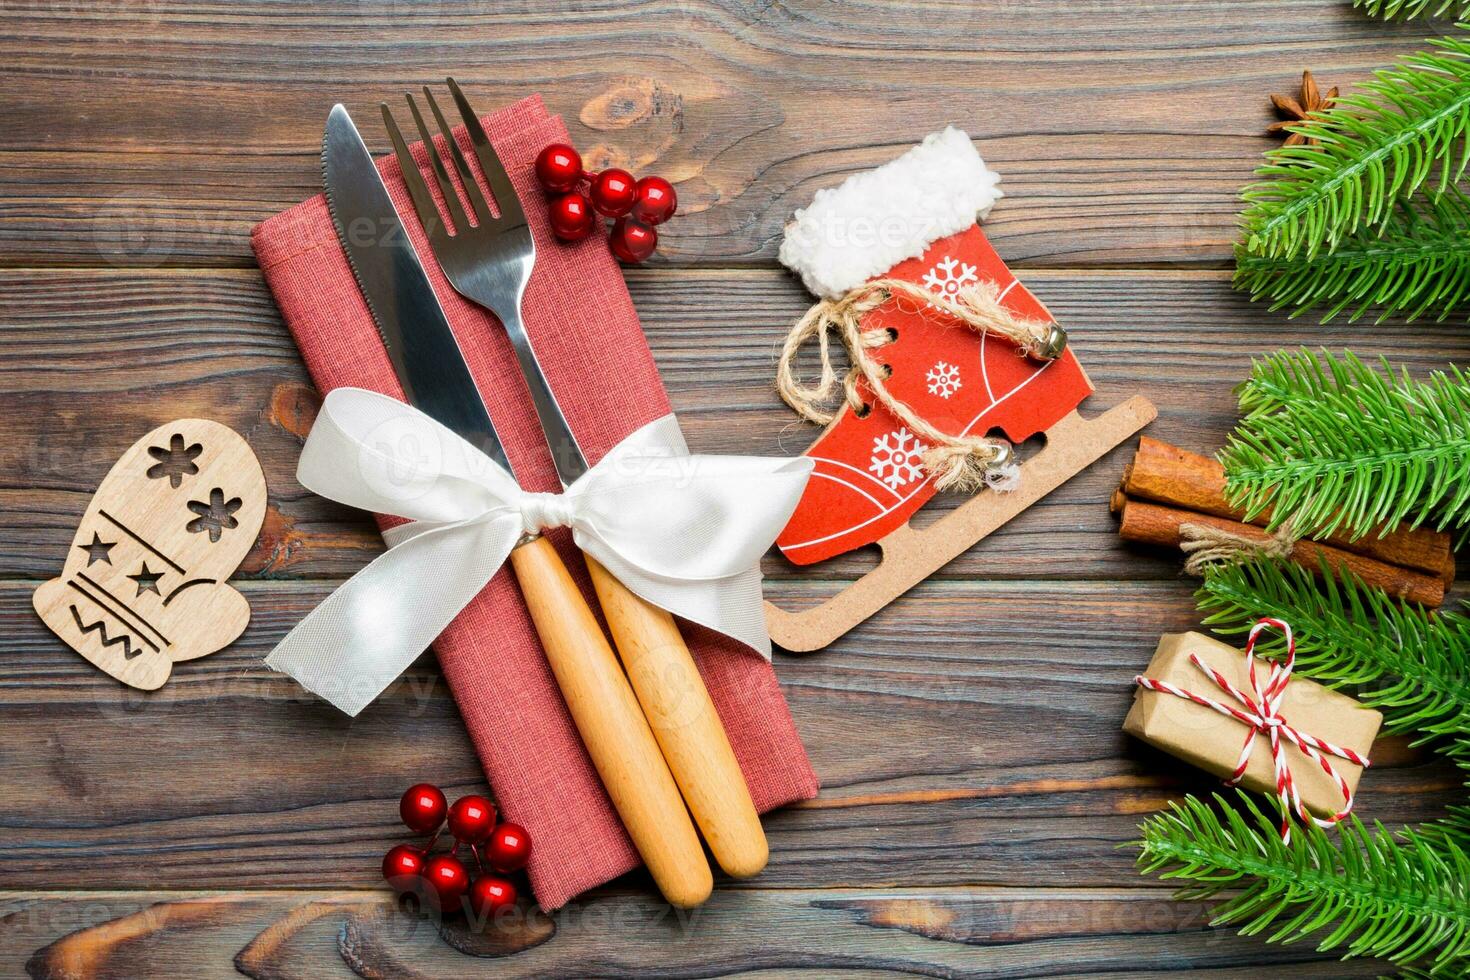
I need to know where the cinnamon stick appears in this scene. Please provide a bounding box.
[1123,436,1453,578]
[1116,496,1445,608]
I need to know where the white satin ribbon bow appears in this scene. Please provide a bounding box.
[264,388,814,716]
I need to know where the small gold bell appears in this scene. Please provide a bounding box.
[985,440,1015,471]
[1028,323,1068,362]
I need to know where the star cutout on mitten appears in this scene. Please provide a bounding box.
[128,561,163,597]
[77,532,115,566]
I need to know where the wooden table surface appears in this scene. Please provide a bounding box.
[3,2,1465,976]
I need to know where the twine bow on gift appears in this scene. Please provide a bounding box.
[775,278,1067,494]
[1133,617,1368,842]
[264,388,813,716]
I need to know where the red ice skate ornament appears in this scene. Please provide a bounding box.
[765,127,1156,650]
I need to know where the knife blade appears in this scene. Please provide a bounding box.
[321,104,512,475]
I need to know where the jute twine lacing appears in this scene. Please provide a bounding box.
[775,278,1067,493]
[1180,519,1300,577]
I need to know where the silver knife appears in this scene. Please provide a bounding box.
[321,104,713,909]
[321,104,511,475]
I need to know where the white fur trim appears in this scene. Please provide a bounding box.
[778,127,1002,299]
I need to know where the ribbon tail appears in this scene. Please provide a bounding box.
[265,516,521,715]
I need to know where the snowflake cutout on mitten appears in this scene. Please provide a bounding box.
[926,361,962,399]
[146,433,203,489]
[186,488,243,543]
[921,256,978,306]
[869,428,928,489]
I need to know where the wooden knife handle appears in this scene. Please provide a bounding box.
[585,555,769,879]
[508,535,713,908]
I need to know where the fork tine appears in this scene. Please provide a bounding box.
[423,86,492,226]
[446,77,524,224]
[381,102,448,240]
[404,93,468,235]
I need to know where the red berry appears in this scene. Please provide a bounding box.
[469,875,518,919]
[589,168,638,218]
[486,821,532,873]
[447,795,497,845]
[632,176,677,225]
[381,844,425,894]
[534,143,583,194]
[399,783,447,834]
[419,853,470,915]
[548,192,596,241]
[608,218,658,263]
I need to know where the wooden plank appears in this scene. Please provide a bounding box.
[0,579,1455,891]
[0,1,1441,268]
[0,887,1391,978]
[6,268,1470,583]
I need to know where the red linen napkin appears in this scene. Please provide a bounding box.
[251,95,818,910]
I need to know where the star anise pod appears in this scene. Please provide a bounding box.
[1268,70,1337,147]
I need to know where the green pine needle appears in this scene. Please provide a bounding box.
[1356,0,1470,18]
[1220,349,1470,542]
[1197,558,1470,757]
[1241,30,1470,261]
[1233,188,1470,322]
[1135,793,1470,972]
[1424,807,1470,852]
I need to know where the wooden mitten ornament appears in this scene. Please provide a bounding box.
[767,128,1156,650]
[33,419,266,689]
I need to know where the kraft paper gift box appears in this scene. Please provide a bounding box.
[1124,631,1382,816]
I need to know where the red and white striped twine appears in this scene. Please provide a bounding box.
[1134,618,1368,843]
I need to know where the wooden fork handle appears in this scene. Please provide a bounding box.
[586,556,770,879]
[508,536,713,908]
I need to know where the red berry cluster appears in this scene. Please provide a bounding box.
[382,783,531,921]
[533,142,676,263]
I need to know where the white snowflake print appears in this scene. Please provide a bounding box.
[926,361,962,399]
[921,255,979,304]
[869,427,928,489]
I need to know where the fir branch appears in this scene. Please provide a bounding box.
[1135,793,1470,973]
[1197,559,1470,757]
[1221,349,1470,541]
[1355,0,1470,18]
[1241,31,1470,261]
[1233,189,1470,322]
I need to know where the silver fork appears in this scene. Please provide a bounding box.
[381,79,585,481]
[384,80,771,884]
